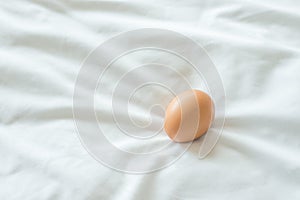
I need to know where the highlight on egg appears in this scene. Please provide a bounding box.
[164,89,214,143]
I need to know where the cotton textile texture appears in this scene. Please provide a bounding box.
[0,0,300,200]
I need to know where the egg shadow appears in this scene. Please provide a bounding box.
[175,124,224,160]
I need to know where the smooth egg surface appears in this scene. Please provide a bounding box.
[164,89,214,142]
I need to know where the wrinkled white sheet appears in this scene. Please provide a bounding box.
[1,0,300,199]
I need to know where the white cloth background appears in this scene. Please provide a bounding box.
[0,0,300,199]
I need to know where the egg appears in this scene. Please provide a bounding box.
[164,89,214,142]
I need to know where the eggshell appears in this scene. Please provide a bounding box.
[164,89,214,142]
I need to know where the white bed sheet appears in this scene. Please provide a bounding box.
[0,0,300,199]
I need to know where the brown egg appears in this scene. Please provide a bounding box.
[164,89,214,142]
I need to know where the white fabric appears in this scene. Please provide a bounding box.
[1,0,300,199]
